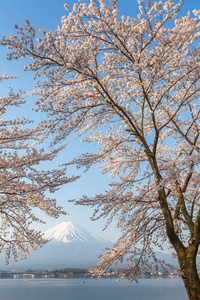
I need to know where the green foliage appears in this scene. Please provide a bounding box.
[49,268,88,275]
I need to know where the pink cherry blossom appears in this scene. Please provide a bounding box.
[1,0,200,298]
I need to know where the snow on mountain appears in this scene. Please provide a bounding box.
[44,221,107,244]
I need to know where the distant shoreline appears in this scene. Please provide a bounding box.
[0,267,180,280]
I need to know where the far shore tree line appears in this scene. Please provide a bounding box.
[0,267,180,279]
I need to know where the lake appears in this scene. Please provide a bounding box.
[0,278,188,300]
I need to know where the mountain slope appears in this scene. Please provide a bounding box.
[1,222,112,270]
[0,222,185,271]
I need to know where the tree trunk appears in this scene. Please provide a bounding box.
[178,248,200,300]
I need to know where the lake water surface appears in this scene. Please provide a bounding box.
[0,278,188,300]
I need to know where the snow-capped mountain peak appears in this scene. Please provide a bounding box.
[44,221,106,244]
[0,221,113,270]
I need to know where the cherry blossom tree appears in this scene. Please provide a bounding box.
[0,74,78,264]
[1,0,200,298]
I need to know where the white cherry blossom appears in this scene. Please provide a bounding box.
[1,0,200,298]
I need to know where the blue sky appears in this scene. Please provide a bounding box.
[0,0,199,243]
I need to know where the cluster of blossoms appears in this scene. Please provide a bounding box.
[0,74,78,263]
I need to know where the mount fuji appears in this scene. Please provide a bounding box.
[44,221,108,244]
[0,222,183,271]
[1,222,113,270]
